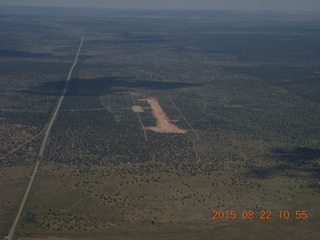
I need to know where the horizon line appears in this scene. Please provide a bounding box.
[1,4,320,14]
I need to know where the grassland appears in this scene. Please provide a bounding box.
[0,6,319,239]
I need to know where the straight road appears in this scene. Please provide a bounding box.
[5,37,84,240]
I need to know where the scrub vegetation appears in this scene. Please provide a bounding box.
[0,7,319,240]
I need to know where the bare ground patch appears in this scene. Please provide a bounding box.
[138,97,187,134]
[131,105,145,113]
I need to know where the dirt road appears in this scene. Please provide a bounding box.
[5,37,84,240]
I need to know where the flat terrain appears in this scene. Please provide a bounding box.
[0,7,319,240]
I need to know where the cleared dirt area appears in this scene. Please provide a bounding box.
[131,105,145,113]
[138,97,187,134]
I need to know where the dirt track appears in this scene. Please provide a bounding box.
[5,38,84,240]
[140,97,187,134]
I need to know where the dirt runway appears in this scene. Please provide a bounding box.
[139,97,187,134]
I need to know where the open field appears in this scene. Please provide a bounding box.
[0,6,319,239]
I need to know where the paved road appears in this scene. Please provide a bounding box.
[5,37,84,240]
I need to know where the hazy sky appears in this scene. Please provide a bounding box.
[1,0,320,11]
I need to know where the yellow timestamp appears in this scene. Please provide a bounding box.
[211,210,308,220]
